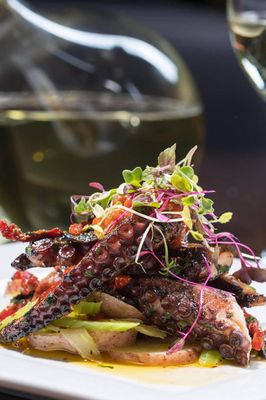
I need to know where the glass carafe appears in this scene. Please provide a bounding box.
[0,0,204,230]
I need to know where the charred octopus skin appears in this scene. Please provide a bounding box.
[0,217,181,343]
[118,277,252,366]
[11,232,97,271]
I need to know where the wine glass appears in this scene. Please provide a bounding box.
[227,0,266,99]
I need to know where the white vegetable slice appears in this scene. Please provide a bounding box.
[88,292,144,320]
[61,328,100,359]
[29,330,137,354]
[29,332,76,354]
[90,330,137,351]
[106,342,201,366]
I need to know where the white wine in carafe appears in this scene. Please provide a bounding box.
[0,92,204,230]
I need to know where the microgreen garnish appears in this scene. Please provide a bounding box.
[122,167,143,187]
[132,201,161,209]
[181,195,195,207]
[217,212,233,224]
[72,145,234,245]
[157,143,176,172]
[74,197,91,214]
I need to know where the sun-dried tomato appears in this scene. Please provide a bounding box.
[69,223,84,235]
[252,329,265,351]
[0,220,24,241]
[6,271,39,297]
[0,220,62,242]
[248,320,259,336]
[0,304,18,321]
[114,275,132,289]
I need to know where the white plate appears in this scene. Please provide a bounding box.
[0,243,266,400]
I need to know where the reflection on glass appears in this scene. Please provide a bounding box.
[0,1,204,230]
[228,0,266,99]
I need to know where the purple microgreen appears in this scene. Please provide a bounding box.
[154,210,170,222]
[89,182,105,192]
[157,143,176,172]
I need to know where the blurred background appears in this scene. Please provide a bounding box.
[0,0,266,255]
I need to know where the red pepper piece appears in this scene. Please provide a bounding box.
[6,271,39,297]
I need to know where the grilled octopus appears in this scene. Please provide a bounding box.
[0,216,181,343]
[11,232,97,271]
[0,219,264,366]
[115,277,252,366]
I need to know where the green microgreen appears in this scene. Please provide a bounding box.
[74,197,91,214]
[190,230,204,241]
[198,197,214,215]
[181,206,193,230]
[170,171,192,192]
[181,195,195,207]
[132,201,161,209]
[122,167,143,187]
[218,212,233,224]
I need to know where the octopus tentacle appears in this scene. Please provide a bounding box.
[0,217,180,343]
[117,277,252,366]
[11,232,97,271]
[210,274,266,307]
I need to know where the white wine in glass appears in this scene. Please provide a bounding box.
[228,0,266,99]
